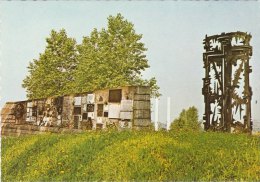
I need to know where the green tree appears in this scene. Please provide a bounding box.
[23,14,160,99]
[72,13,160,97]
[170,106,201,131]
[22,29,78,99]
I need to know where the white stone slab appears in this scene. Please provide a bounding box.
[108,104,120,118]
[120,100,133,112]
[120,111,132,120]
[74,97,81,106]
[87,94,95,104]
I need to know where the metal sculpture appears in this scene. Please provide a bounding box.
[202,32,253,133]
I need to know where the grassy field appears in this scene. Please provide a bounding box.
[1,130,260,181]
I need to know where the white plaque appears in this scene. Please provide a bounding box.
[97,117,103,124]
[108,104,120,118]
[87,94,95,104]
[74,97,81,106]
[120,100,133,111]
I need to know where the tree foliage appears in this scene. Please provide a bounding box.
[22,29,78,99]
[23,14,160,99]
[170,106,201,131]
[72,14,160,97]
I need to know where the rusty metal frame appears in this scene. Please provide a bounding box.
[202,32,253,133]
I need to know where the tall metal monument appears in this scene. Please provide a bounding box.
[202,32,253,133]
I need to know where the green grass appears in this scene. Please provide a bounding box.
[1,131,260,181]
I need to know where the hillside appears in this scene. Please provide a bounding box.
[1,131,260,181]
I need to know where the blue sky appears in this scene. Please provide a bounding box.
[1,1,260,124]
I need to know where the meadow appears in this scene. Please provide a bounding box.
[1,130,260,181]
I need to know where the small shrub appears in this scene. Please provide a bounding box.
[170,106,201,132]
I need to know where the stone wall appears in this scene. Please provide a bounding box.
[1,86,152,134]
[1,123,83,137]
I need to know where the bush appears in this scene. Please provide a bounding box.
[170,106,201,131]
